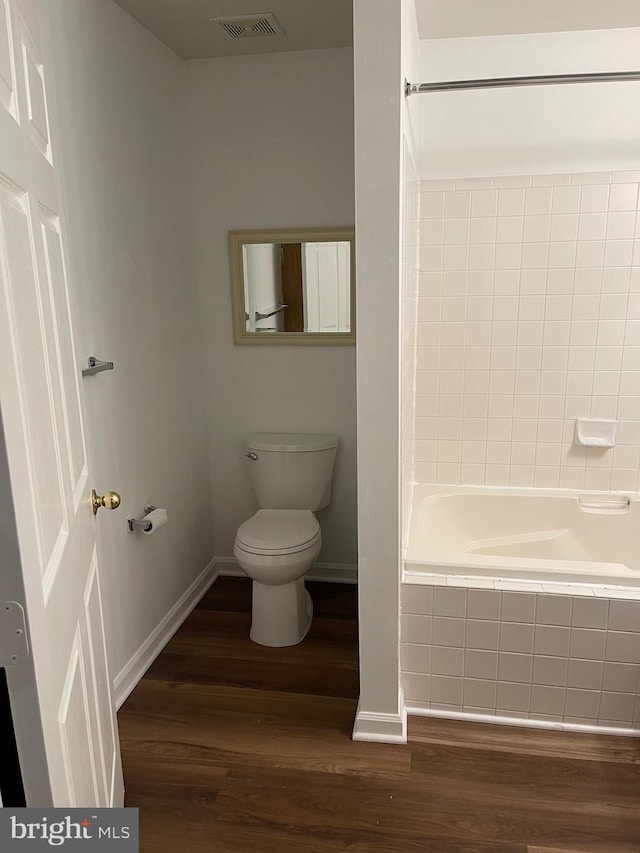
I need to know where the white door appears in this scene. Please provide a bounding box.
[0,0,123,806]
[303,241,351,332]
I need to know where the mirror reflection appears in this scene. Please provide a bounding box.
[229,229,355,345]
[243,241,351,334]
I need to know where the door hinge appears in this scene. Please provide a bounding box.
[0,602,29,666]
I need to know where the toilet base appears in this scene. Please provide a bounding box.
[250,578,313,647]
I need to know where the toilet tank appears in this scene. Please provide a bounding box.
[245,433,339,510]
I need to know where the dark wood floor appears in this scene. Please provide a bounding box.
[118,577,640,852]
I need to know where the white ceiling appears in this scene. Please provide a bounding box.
[416,0,640,40]
[111,0,640,61]
[112,0,353,60]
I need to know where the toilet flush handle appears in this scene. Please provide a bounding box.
[245,452,258,461]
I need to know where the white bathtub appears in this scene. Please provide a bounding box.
[405,484,640,587]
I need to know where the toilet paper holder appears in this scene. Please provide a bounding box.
[127,504,157,533]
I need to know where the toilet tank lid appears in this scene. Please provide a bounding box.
[246,433,339,452]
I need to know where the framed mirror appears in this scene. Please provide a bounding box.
[229,227,355,345]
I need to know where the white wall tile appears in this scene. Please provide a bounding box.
[401,643,432,673]
[466,619,500,650]
[402,672,431,703]
[531,685,565,716]
[471,189,498,217]
[606,632,640,664]
[412,170,639,491]
[536,594,572,625]
[498,652,533,683]
[570,628,607,660]
[525,187,553,215]
[532,655,568,686]
[500,623,535,654]
[602,662,640,694]
[432,616,465,647]
[534,625,570,656]
[608,600,640,632]
[430,675,463,706]
[567,659,604,690]
[497,681,531,712]
[572,597,608,629]
[498,188,526,215]
[464,648,498,680]
[599,692,635,722]
[432,645,464,676]
[464,678,497,709]
[402,614,433,645]
[467,589,500,620]
[552,186,580,214]
[565,688,600,719]
[433,587,467,617]
[579,185,609,212]
[501,591,536,623]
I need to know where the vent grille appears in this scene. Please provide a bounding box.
[210,13,283,40]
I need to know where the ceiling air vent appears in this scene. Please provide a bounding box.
[210,13,284,40]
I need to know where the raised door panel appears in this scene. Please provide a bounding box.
[0,0,16,116]
[58,631,100,807]
[0,180,68,583]
[20,27,50,160]
[40,212,88,510]
[81,556,116,806]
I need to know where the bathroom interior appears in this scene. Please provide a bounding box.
[2,0,640,847]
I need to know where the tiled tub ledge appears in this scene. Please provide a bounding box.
[403,569,640,600]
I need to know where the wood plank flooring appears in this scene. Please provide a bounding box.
[118,577,640,852]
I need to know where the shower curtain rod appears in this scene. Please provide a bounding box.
[405,70,640,95]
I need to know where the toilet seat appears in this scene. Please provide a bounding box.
[235,509,320,556]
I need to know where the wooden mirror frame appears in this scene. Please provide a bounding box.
[228,227,356,345]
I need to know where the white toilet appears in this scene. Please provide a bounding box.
[233,433,338,647]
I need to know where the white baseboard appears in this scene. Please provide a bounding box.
[352,693,408,744]
[113,558,218,709]
[406,706,640,738]
[215,557,358,584]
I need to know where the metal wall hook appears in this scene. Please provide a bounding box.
[82,356,114,377]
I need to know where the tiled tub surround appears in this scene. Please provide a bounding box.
[401,584,640,733]
[402,157,420,542]
[415,170,640,490]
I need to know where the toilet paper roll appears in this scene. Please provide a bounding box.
[141,507,168,535]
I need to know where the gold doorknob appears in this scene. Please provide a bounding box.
[91,489,121,516]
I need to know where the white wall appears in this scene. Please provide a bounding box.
[418,28,640,178]
[186,48,357,569]
[352,0,420,743]
[48,0,214,685]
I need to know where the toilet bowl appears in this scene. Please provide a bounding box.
[234,433,338,647]
[234,509,321,646]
